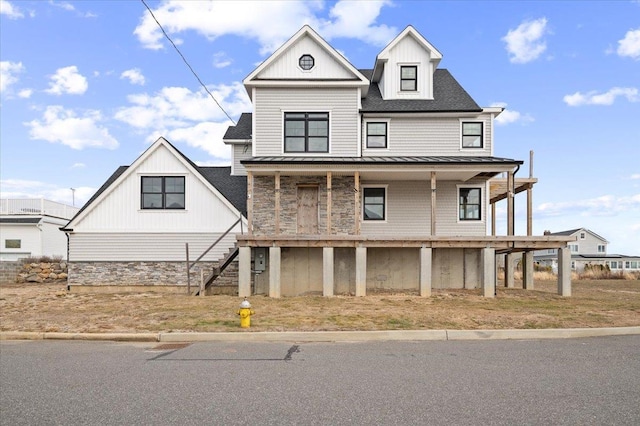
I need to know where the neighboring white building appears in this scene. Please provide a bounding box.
[534,228,640,272]
[0,198,79,261]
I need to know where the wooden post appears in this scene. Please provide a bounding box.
[247,171,253,236]
[275,172,280,235]
[430,172,436,236]
[491,203,496,236]
[354,171,360,235]
[185,243,190,294]
[507,170,514,236]
[200,269,205,297]
[326,172,332,235]
[527,150,534,237]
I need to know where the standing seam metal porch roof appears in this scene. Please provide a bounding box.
[242,156,522,165]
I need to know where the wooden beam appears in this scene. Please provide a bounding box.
[430,172,436,236]
[326,172,332,235]
[275,172,280,235]
[354,171,360,235]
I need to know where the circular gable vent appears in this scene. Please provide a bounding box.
[299,54,314,70]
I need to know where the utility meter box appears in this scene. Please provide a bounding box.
[254,247,267,272]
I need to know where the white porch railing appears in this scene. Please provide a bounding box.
[0,198,79,219]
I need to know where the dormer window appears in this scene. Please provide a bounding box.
[400,66,417,91]
[299,54,314,71]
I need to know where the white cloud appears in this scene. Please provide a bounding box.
[617,28,640,60]
[71,163,86,169]
[120,68,146,85]
[45,65,88,95]
[563,87,639,106]
[0,179,96,206]
[537,194,640,217]
[134,0,395,55]
[490,102,534,125]
[0,61,24,93]
[114,82,250,160]
[631,174,640,180]
[502,18,549,64]
[18,88,33,98]
[50,1,75,11]
[0,0,24,19]
[212,51,232,69]
[25,105,119,150]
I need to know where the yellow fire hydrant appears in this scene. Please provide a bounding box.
[237,298,255,328]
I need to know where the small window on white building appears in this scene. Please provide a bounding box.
[597,245,606,253]
[580,232,586,239]
[5,239,21,249]
[569,244,578,253]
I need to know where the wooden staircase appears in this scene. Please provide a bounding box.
[192,245,239,296]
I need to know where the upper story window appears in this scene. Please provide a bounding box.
[459,187,481,221]
[284,112,329,153]
[569,244,579,253]
[462,122,483,148]
[141,176,185,209]
[580,232,586,239]
[366,122,387,148]
[363,187,386,221]
[597,244,606,253]
[299,54,314,71]
[400,66,417,91]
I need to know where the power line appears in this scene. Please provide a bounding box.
[140,0,236,125]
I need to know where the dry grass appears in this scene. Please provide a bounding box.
[1,280,638,333]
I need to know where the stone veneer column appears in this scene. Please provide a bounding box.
[355,246,366,296]
[238,247,251,297]
[482,247,496,298]
[557,247,572,296]
[323,247,334,297]
[269,246,281,298]
[419,247,432,297]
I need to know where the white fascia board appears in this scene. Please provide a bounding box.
[483,107,504,116]
[361,111,484,119]
[223,139,252,145]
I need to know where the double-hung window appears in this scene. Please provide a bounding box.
[459,187,481,221]
[400,66,417,91]
[366,122,387,148]
[462,122,483,148]
[363,187,386,221]
[284,112,329,153]
[141,176,185,209]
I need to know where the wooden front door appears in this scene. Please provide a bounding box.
[297,186,319,234]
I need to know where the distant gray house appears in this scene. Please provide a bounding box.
[534,228,640,272]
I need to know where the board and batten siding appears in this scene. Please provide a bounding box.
[257,35,355,80]
[232,144,251,176]
[254,87,360,157]
[359,180,487,238]
[40,220,69,258]
[69,232,238,262]
[72,144,241,232]
[379,34,435,100]
[362,115,492,157]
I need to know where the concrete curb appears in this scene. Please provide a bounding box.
[2,327,639,343]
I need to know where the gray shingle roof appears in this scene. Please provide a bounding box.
[242,156,521,165]
[223,113,252,140]
[360,69,482,113]
[0,217,42,224]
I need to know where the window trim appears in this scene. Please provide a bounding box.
[400,65,417,92]
[365,120,389,149]
[362,185,387,222]
[298,54,314,71]
[460,121,484,149]
[457,186,483,222]
[141,176,186,210]
[283,111,330,154]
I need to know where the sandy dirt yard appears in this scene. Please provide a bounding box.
[1,280,639,333]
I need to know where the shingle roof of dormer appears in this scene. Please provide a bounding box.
[223,112,252,141]
[360,69,482,113]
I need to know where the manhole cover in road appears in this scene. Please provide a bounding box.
[151,343,191,350]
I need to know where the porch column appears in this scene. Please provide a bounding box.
[523,251,534,289]
[505,252,515,288]
[430,172,436,236]
[323,247,334,297]
[326,172,332,235]
[269,246,281,298]
[482,247,496,298]
[247,171,254,235]
[275,172,280,235]
[355,245,367,296]
[507,170,514,236]
[557,247,572,296]
[238,247,251,297]
[419,247,432,297]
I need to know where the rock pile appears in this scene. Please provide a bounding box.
[17,261,68,283]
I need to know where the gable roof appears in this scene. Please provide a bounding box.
[243,25,370,97]
[372,25,442,83]
[63,138,247,230]
[546,228,609,243]
[360,69,482,113]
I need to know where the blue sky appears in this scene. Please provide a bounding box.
[1,0,639,254]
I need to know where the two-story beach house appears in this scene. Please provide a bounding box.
[225,25,574,298]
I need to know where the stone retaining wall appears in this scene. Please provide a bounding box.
[0,259,69,284]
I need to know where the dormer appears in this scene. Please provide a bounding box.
[371,25,442,100]
[243,25,370,99]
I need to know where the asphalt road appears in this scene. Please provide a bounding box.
[1,336,639,425]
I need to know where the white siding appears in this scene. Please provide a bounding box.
[0,225,40,259]
[435,181,487,236]
[380,35,435,100]
[574,231,607,254]
[69,231,239,262]
[254,87,360,156]
[362,115,492,156]
[257,35,355,80]
[232,144,252,176]
[73,144,241,232]
[40,220,68,258]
